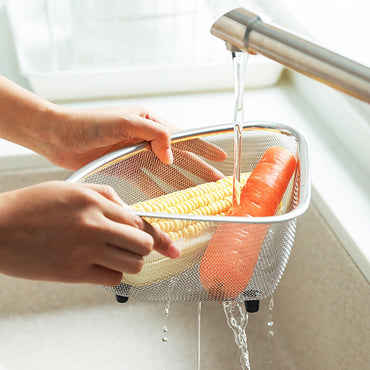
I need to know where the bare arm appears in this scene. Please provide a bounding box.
[0,75,58,157]
[0,75,174,169]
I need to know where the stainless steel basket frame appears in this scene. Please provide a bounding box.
[67,121,310,302]
[68,121,310,223]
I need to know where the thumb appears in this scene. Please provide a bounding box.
[127,115,174,165]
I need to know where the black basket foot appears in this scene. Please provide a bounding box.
[244,300,259,313]
[115,295,129,303]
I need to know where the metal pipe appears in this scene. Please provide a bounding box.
[211,8,370,103]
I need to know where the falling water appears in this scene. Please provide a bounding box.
[266,295,275,367]
[161,275,179,345]
[223,300,251,370]
[223,50,251,370]
[267,295,275,339]
[162,300,171,343]
[197,302,202,370]
[232,51,248,208]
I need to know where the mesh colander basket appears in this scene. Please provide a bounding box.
[67,122,310,302]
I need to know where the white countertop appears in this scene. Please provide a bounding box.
[1,77,369,281]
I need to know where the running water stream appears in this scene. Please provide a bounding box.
[197,302,202,370]
[223,301,251,370]
[222,51,252,370]
[232,51,248,208]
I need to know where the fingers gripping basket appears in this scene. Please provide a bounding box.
[67,122,310,302]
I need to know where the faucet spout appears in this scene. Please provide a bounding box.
[211,8,370,103]
[211,8,260,54]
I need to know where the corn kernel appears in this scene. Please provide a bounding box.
[130,173,250,240]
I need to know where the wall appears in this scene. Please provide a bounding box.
[0,6,29,87]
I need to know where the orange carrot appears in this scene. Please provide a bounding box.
[199,146,297,299]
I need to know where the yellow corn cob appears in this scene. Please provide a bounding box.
[131,172,250,241]
[122,173,251,287]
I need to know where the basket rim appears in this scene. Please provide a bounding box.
[66,121,311,224]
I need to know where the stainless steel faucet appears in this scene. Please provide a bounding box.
[211,8,370,103]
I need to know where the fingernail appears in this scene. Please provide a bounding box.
[167,242,181,259]
[164,148,173,165]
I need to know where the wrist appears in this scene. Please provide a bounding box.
[18,100,63,160]
[31,102,68,159]
[0,75,58,155]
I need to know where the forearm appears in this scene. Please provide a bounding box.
[0,75,60,154]
[0,75,175,169]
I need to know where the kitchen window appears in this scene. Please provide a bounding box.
[4,0,283,100]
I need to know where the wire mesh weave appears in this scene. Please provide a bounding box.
[67,122,310,302]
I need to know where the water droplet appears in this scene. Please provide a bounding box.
[162,336,168,343]
[268,296,274,311]
[267,330,274,338]
[163,325,168,333]
[164,301,171,319]
[267,321,274,327]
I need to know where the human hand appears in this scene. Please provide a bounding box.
[48,105,227,175]
[47,104,228,195]
[43,104,175,170]
[0,181,180,286]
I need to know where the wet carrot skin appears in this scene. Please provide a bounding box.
[240,147,297,217]
[200,221,268,299]
[199,147,297,299]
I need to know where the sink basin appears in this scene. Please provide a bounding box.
[0,277,244,370]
